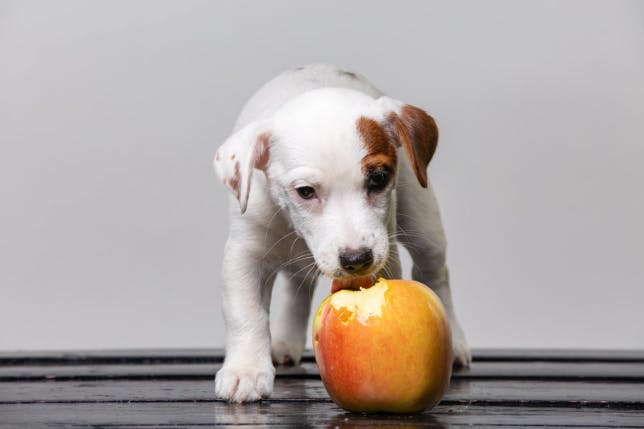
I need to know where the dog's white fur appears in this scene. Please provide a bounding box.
[213,64,470,403]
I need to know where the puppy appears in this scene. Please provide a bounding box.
[213,64,470,403]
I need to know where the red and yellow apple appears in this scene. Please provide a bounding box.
[313,278,452,413]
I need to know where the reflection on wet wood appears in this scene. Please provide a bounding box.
[1,349,642,427]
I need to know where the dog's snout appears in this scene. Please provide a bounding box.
[339,247,373,274]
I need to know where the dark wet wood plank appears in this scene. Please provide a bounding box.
[2,402,644,428]
[2,348,643,365]
[0,349,225,366]
[1,349,643,427]
[472,348,644,362]
[456,361,644,381]
[2,378,644,406]
[2,361,644,382]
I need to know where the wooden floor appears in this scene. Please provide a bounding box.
[1,349,643,428]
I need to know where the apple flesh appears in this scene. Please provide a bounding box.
[313,278,452,413]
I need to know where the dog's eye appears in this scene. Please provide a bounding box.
[367,170,390,192]
[296,186,316,200]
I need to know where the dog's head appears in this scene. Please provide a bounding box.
[214,88,438,280]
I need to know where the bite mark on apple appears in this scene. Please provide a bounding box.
[329,280,388,324]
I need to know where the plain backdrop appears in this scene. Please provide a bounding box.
[1,0,643,352]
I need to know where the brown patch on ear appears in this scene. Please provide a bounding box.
[254,132,272,170]
[386,105,438,188]
[357,117,397,174]
[227,161,241,200]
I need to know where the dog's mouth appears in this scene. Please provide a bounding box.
[327,253,389,293]
[331,274,377,293]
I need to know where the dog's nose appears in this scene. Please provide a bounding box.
[339,247,373,274]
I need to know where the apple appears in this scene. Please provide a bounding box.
[313,278,452,413]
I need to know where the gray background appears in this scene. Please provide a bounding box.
[1,0,643,351]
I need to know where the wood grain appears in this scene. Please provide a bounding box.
[1,349,642,427]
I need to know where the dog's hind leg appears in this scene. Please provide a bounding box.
[396,162,472,367]
[270,262,319,366]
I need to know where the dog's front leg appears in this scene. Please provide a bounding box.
[215,238,276,403]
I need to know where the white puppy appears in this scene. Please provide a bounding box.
[213,64,470,403]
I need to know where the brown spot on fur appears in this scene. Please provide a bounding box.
[230,154,235,160]
[357,117,397,174]
[228,161,241,200]
[255,132,271,170]
[215,151,222,162]
[386,105,438,188]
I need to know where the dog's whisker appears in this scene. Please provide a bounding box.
[262,253,315,294]
[261,230,299,260]
[294,263,319,299]
[287,261,317,282]
[393,220,426,237]
[287,235,302,258]
[395,212,432,225]
[276,249,313,267]
[262,252,315,287]
[392,226,424,240]
[388,231,423,251]
[283,255,315,270]
[394,241,422,252]
[284,252,314,263]
[289,262,319,298]
[262,207,284,244]
[306,267,320,302]
[261,270,279,292]
[381,264,392,279]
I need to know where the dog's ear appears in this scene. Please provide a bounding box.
[213,121,272,214]
[371,97,439,188]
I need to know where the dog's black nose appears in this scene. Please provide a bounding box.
[339,247,373,274]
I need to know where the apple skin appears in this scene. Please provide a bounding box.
[313,278,452,413]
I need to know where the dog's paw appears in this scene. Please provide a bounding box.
[215,363,275,403]
[271,338,303,366]
[447,315,472,367]
[452,334,472,368]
